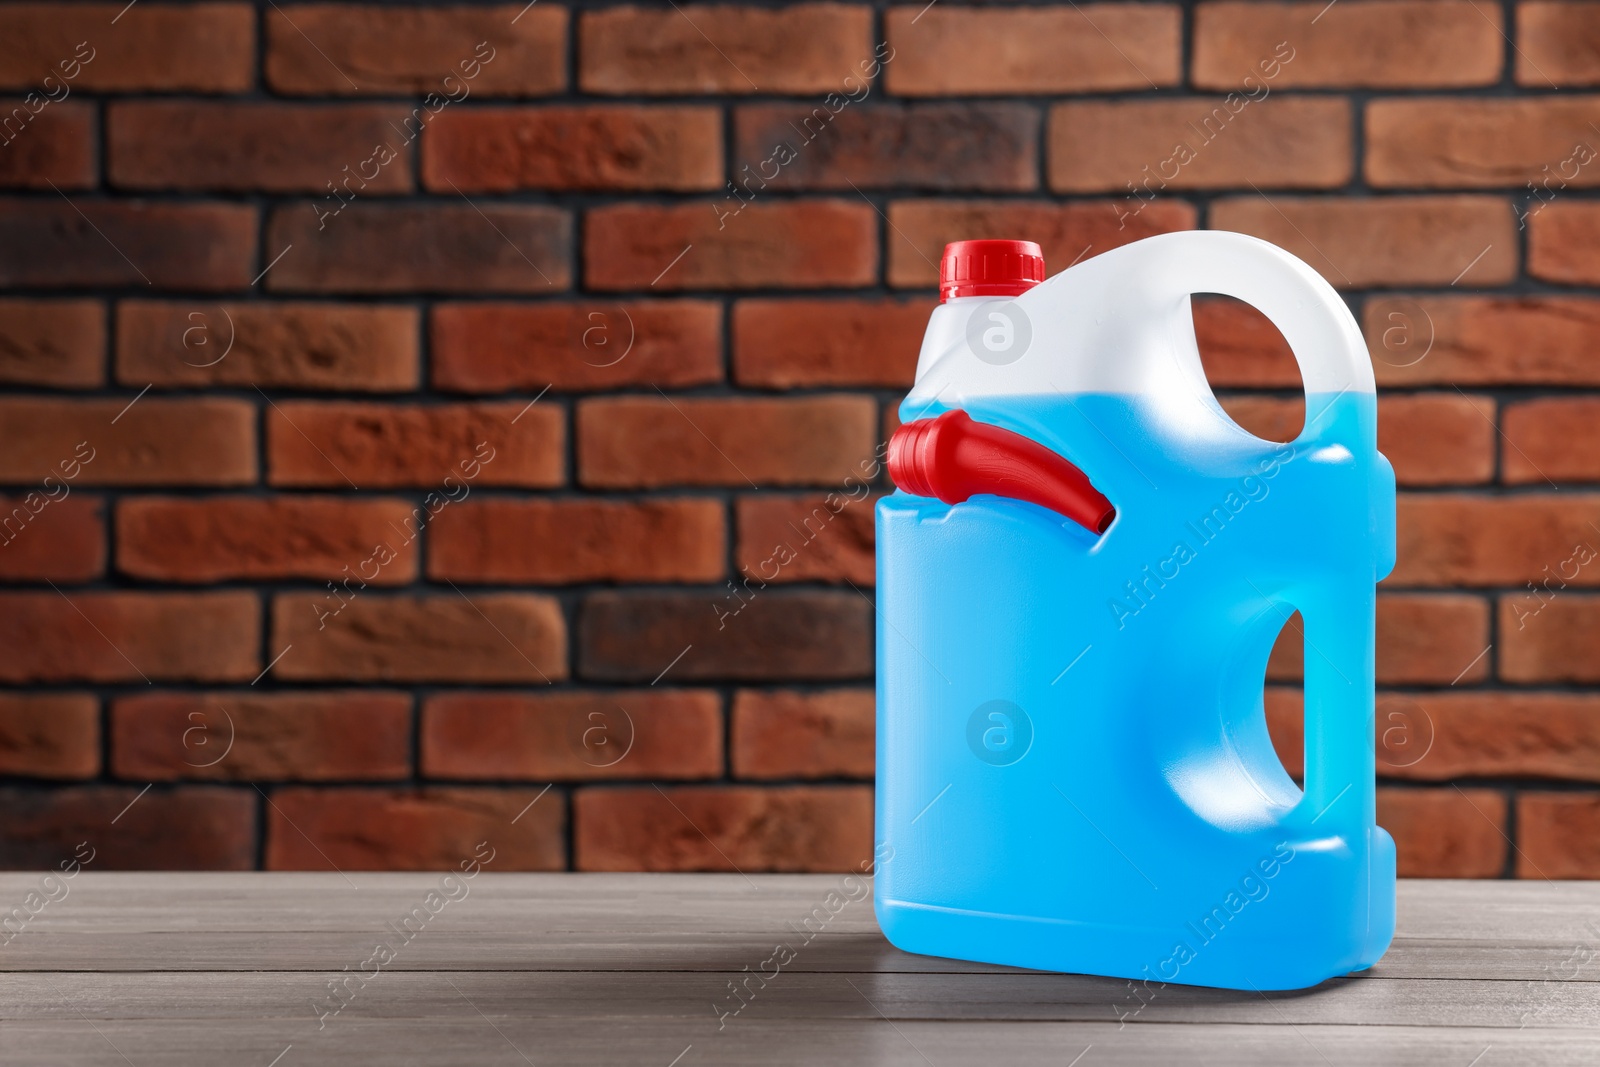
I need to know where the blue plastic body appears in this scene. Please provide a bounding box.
[874,390,1398,991]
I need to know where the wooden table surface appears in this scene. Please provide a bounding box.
[0,874,1596,1065]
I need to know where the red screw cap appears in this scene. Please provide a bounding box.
[939,239,1045,302]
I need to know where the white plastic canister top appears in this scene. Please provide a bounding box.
[906,230,1376,414]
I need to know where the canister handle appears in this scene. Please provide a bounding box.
[1150,232,1381,830]
[1144,230,1377,447]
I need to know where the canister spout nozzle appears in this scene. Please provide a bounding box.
[888,409,1116,535]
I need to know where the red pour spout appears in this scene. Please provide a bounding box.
[888,409,1116,535]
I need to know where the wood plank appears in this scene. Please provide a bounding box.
[3,874,1595,938]
[3,932,1600,983]
[1,876,1596,982]
[2,875,1596,1065]
[6,870,1593,940]
[0,1018,1593,1067]
[0,971,1595,1028]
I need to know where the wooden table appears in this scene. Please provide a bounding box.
[1,874,1596,1065]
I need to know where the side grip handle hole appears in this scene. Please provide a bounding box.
[1194,295,1305,444]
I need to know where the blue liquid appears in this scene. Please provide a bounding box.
[875,391,1397,991]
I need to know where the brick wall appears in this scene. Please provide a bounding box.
[1,0,1598,877]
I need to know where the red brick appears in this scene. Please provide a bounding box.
[1194,1,1501,89]
[0,100,94,189]
[0,786,255,870]
[1529,203,1600,284]
[112,692,411,781]
[1503,399,1600,482]
[1209,196,1515,288]
[265,787,563,871]
[428,499,725,585]
[1393,494,1600,586]
[886,200,1196,289]
[585,202,874,291]
[117,302,418,392]
[1267,595,1490,686]
[578,590,872,683]
[887,5,1181,95]
[0,591,258,683]
[1216,395,1304,444]
[1363,296,1600,386]
[1518,2,1600,87]
[118,496,422,584]
[0,299,103,389]
[1372,694,1436,778]
[424,106,721,192]
[421,690,723,781]
[1367,98,1600,189]
[1373,595,1489,686]
[0,3,253,92]
[267,203,571,294]
[431,301,721,393]
[0,694,98,779]
[733,298,932,389]
[267,5,564,97]
[1379,395,1496,487]
[581,4,872,95]
[575,785,872,871]
[1050,98,1351,193]
[108,102,414,194]
[1192,296,1300,389]
[1517,793,1600,877]
[265,401,561,489]
[0,398,254,487]
[1217,394,1493,486]
[1377,787,1506,878]
[0,494,103,582]
[271,593,567,684]
[1364,692,1600,783]
[578,396,877,489]
[734,103,1038,192]
[1362,297,1440,381]
[0,200,256,290]
[731,689,874,780]
[735,492,878,585]
[1500,595,1600,683]
[1262,686,1303,779]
